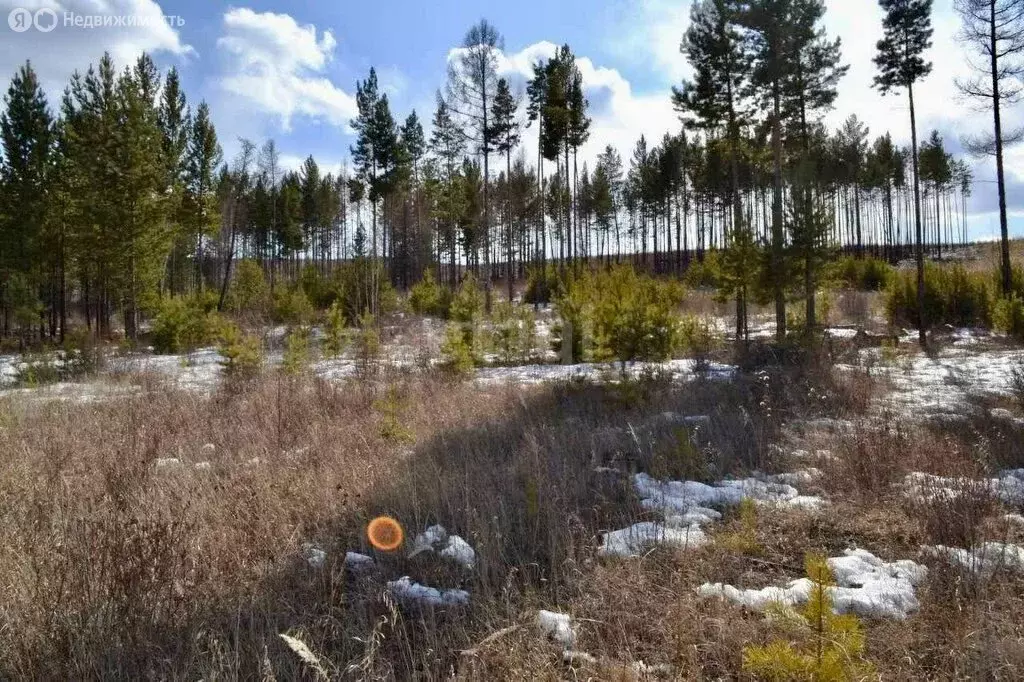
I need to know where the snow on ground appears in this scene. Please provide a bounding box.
[475,359,735,385]
[599,471,825,558]
[387,577,470,607]
[699,548,928,620]
[841,342,1024,420]
[409,525,476,570]
[903,470,1024,505]
[536,610,576,649]
[599,522,709,557]
[923,543,1024,576]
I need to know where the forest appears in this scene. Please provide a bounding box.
[1,0,1017,349]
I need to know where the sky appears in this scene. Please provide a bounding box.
[1,0,1022,240]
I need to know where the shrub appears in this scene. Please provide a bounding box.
[742,554,873,681]
[448,273,485,355]
[217,321,263,381]
[589,266,685,367]
[829,256,894,291]
[354,312,382,377]
[523,264,561,305]
[683,251,723,289]
[282,327,312,376]
[228,259,270,317]
[440,323,476,377]
[322,301,347,359]
[490,301,536,364]
[553,266,685,366]
[409,270,446,317]
[299,264,335,309]
[885,264,993,329]
[151,296,220,354]
[993,295,1024,341]
[330,260,398,324]
[272,287,314,326]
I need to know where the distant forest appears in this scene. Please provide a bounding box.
[0,0,1019,343]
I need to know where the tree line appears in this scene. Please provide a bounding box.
[0,0,1019,345]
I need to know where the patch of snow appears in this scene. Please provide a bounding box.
[990,408,1024,427]
[409,525,476,569]
[302,543,326,569]
[474,358,735,385]
[845,346,1024,420]
[903,471,1024,505]
[765,469,822,486]
[387,576,469,607]
[194,461,212,471]
[923,543,1024,575]
[598,521,708,557]
[344,551,374,570]
[536,610,576,649]
[1006,514,1024,527]
[154,457,182,469]
[700,549,927,620]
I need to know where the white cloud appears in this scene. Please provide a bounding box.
[0,0,191,96]
[217,8,357,131]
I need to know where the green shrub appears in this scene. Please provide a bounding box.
[330,260,398,324]
[829,256,894,291]
[322,301,347,359]
[281,326,312,376]
[684,251,723,289]
[298,264,335,309]
[742,554,873,681]
[272,287,314,326]
[589,266,685,366]
[440,322,476,377]
[151,296,220,354]
[523,264,562,305]
[217,321,263,381]
[490,301,536,364]
[885,264,993,329]
[228,259,270,317]
[409,270,446,316]
[553,266,686,366]
[994,295,1024,341]
[354,312,382,377]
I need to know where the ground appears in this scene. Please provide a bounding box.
[1,289,1023,680]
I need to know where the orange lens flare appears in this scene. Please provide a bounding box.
[367,516,404,552]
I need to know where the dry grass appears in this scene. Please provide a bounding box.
[0,353,1022,680]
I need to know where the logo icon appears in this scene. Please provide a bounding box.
[8,7,32,32]
[33,8,56,32]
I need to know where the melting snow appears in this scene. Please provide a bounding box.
[903,471,1024,505]
[922,543,1024,576]
[474,359,735,385]
[387,577,469,607]
[699,549,927,620]
[302,544,326,569]
[344,551,374,570]
[536,610,576,649]
[599,522,709,557]
[409,525,476,569]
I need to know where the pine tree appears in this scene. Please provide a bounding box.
[490,77,521,301]
[874,0,934,348]
[673,0,747,227]
[183,101,222,293]
[430,94,466,286]
[0,61,53,339]
[953,0,1023,295]
[447,19,503,310]
[113,55,172,341]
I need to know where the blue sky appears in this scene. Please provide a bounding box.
[1,0,1022,239]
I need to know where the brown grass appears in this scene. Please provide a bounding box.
[0,354,1022,680]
